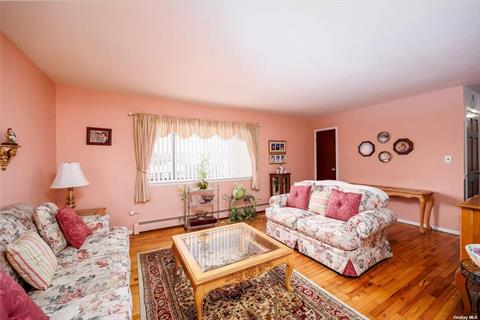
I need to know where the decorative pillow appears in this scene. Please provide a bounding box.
[0,270,48,319]
[6,231,57,290]
[286,185,312,210]
[81,214,110,235]
[325,188,362,222]
[56,207,92,249]
[308,190,330,215]
[33,202,68,255]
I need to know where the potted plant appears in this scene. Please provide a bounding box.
[196,157,208,189]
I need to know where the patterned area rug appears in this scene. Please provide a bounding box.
[137,249,367,320]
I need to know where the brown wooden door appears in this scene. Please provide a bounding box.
[466,110,480,198]
[315,129,337,180]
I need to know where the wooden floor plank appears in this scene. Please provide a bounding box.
[129,213,464,319]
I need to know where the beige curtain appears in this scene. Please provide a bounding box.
[133,113,159,203]
[132,113,260,202]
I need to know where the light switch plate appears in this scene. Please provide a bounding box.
[444,155,452,164]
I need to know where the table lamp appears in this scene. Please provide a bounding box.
[51,162,90,208]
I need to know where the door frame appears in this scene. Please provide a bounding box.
[313,127,339,180]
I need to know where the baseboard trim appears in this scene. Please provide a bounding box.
[396,218,459,235]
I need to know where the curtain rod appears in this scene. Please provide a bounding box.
[127,112,262,126]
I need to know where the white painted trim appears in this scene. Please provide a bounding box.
[313,127,339,180]
[397,218,459,235]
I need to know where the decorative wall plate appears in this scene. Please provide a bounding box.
[358,141,375,157]
[378,151,392,163]
[393,138,414,155]
[377,132,390,143]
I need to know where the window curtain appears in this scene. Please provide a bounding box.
[132,113,260,203]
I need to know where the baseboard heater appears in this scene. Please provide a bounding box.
[133,203,268,235]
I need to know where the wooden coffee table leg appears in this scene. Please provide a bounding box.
[419,197,426,233]
[171,244,180,273]
[194,285,205,320]
[426,195,434,231]
[455,267,472,314]
[285,256,294,292]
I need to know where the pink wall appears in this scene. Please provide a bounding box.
[309,87,465,231]
[0,33,57,208]
[55,85,313,230]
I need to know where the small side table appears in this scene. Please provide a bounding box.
[456,259,480,315]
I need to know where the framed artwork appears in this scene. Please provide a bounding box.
[377,131,390,143]
[269,154,287,164]
[358,141,375,157]
[393,138,414,155]
[269,140,287,154]
[86,127,112,146]
[378,151,392,163]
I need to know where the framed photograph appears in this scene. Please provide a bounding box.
[269,154,287,164]
[269,140,287,154]
[86,127,112,146]
[393,138,414,155]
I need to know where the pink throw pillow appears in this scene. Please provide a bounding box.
[286,185,311,210]
[0,270,48,320]
[56,207,92,249]
[325,188,362,221]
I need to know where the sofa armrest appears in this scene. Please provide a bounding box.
[81,214,111,235]
[347,208,397,239]
[269,194,289,208]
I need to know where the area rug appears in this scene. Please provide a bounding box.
[137,248,367,320]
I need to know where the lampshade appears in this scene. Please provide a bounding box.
[50,162,90,189]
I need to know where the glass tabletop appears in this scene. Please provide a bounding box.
[180,224,279,272]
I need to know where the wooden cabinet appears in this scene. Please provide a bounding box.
[270,173,291,196]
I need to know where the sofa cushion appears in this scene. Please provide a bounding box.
[265,207,316,230]
[308,190,330,215]
[286,185,311,209]
[0,203,37,286]
[81,214,111,235]
[56,207,92,249]
[57,227,129,266]
[325,189,362,221]
[6,231,58,290]
[297,215,361,251]
[0,270,48,320]
[34,203,68,255]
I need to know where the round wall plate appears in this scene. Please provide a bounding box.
[377,131,390,143]
[393,138,414,155]
[378,151,392,163]
[358,141,375,157]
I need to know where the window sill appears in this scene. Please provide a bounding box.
[149,177,252,187]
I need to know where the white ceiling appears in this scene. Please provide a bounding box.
[1,1,479,115]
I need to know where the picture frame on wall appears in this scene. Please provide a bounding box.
[269,154,287,164]
[86,127,112,146]
[269,140,287,154]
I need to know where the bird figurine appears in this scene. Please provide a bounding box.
[4,128,18,145]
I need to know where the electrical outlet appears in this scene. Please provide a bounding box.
[128,209,139,216]
[444,155,452,164]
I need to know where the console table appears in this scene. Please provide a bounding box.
[354,184,434,233]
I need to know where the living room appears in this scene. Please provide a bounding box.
[1,1,479,319]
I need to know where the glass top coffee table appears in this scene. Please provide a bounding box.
[171,222,294,319]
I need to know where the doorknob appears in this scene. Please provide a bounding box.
[331,168,336,171]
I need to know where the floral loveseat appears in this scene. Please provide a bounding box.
[266,180,397,277]
[0,203,132,319]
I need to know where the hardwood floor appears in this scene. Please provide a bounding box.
[129,214,464,319]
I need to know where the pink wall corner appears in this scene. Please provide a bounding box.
[55,85,313,230]
[0,33,57,208]
[309,86,465,231]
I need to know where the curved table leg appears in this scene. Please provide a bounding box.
[455,267,472,314]
[419,197,426,234]
[425,194,434,231]
[285,257,294,292]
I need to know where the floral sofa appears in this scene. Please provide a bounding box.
[0,203,132,319]
[266,180,397,277]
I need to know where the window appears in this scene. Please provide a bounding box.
[149,133,252,184]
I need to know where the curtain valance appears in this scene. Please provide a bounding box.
[132,113,260,203]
